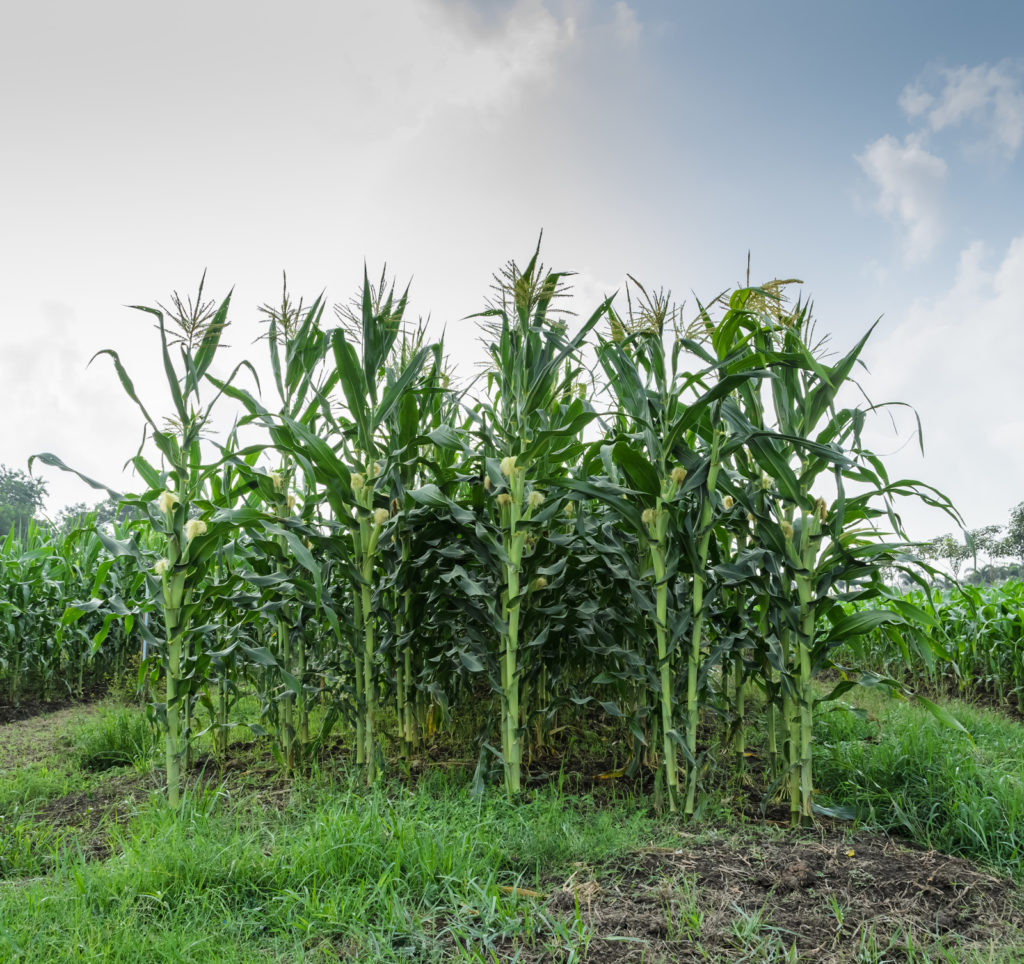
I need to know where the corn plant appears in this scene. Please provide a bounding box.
[221,281,334,766]
[459,246,608,795]
[223,270,436,783]
[35,279,259,804]
[845,581,1024,710]
[715,285,960,823]
[584,282,767,812]
[375,322,455,759]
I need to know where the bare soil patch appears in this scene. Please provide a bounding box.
[0,697,78,726]
[533,833,1024,963]
[0,685,108,726]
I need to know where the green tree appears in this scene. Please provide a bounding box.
[964,524,1003,573]
[55,495,126,534]
[1004,503,1024,565]
[0,464,48,540]
[921,533,971,578]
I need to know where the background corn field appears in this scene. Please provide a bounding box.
[840,580,1024,710]
[11,247,973,822]
[0,519,143,703]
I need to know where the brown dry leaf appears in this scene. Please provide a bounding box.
[498,885,544,899]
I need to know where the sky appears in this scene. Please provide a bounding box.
[2,0,1022,545]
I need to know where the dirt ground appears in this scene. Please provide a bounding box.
[534,834,1023,962]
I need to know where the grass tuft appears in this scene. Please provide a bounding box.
[71,707,161,772]
[816,694,1024,878]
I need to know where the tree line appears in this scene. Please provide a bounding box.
[0,465,128,540]
[921,505,1024,583]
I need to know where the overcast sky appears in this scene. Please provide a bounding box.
[2,0,1022,542]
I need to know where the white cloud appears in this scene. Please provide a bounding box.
[902,62,1024,158]
[0,0,579,162]
[862,235,1024,538]
[611,2,642,46]
[856,133,947,263]
[898,83,933,118]
[336,0,578,147]
[862,61,1023,265]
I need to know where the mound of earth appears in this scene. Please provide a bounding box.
[536,833,1023,963]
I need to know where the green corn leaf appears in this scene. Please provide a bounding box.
[427,425,463,450]
[611,440,660,497]
[190,290,232,391]
[28,453,122,501]
[88,348,160,431]
[826,609,903,640]
[374,345,433,431]
[914,695,972,739]
[331,329,371,444]
[459,651,485,673]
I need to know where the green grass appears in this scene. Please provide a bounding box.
[0,768,659,962]
[0,705,664,962]
[816,692,1024,878]
[0,763,84,814]
[3,699,1024,962]
[70,705,162,772]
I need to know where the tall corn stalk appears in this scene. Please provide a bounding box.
[591,281,771,813]
[36,278,254,805]
[716,283,960,823]
[467,243,607,795]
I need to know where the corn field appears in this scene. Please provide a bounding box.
[0,518,142,703]
[841,580,1024,710]
[21,247,962,823]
